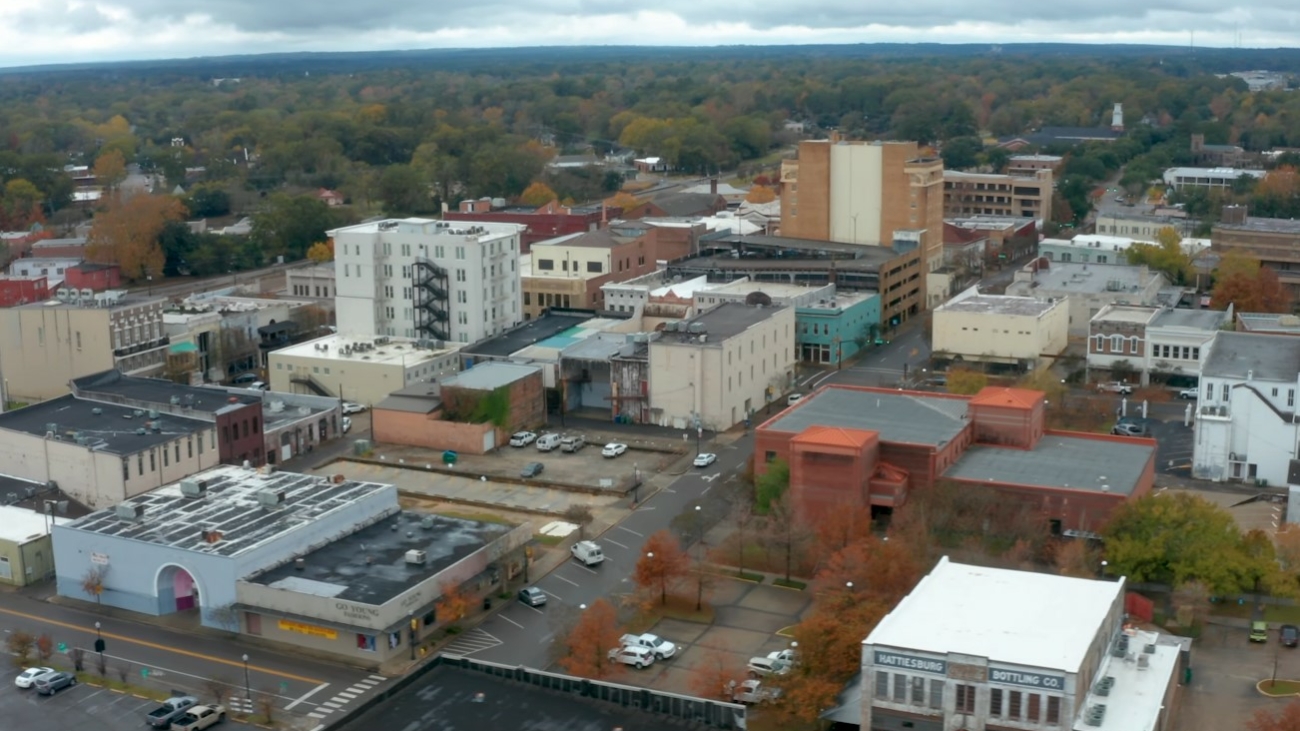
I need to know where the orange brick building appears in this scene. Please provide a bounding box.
[755,385,1156,535]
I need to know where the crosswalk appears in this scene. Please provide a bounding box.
[305,674,387,722]
[440,628,502,656]
[227,696,255,714]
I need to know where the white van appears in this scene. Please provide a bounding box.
[536,433,561,452]
[570,540,604,566]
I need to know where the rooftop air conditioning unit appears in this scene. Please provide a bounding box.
[179,479,207,498]
[115,502,145,521]
[257,488,286,508]
[405,549,428,565]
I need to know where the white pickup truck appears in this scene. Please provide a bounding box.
[170,705,226,731]
[619,632,677,659]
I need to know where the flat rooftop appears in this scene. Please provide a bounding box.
[1238,313,1300,334]
[17,292,163,311]
[71,371,260,415]
[1083,629,1182,731]
[663,301,785,342]
[1217,216,1300,234]
[533,229,632,249]
[0,505,70,543]
[762,387,970,447]
[1151,308,1228,330]
[61,465,394,557]
[0,395,213,455]
[649,275,714,299]
[1203,332,1300,381]
[273,334,460,366]
[705,280,827,300]
[944,433,1153,496]
[338,661,707,731]
[250,510,511,605]
[799,291,877,311]
[328,217,522,240]
[1017,262,1153,294]
[867,557,1123,673]
[702,233,905,263]
[939,293,1057,317]
[462,311,595,358]
[176,294,315,313]
[442,362,540,391]
[1092,305,1160,325]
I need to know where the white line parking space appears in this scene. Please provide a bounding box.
[440,628,503,656]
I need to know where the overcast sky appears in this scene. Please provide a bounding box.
[0,1,1293,69]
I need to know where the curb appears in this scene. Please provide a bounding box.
[1257,679,1300,697]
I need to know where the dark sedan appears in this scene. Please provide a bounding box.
[1282,624,1298,647]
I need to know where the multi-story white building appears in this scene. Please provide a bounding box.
[860,557,1182,731]
[330,218,525,344]
[932,286,1068,369]
[1193,332,1300,486]
[269,334,462,406]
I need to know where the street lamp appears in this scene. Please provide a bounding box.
[242,654,250,702]
[1099,560,1108,579]
[632,462,640,505]
[94,621,105,671]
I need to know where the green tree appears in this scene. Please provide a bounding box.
[376,163,428,214]
[1124,227,1192,284]
[941,136,983,171]
[185,184,232,218]
[250,194,335,263]
[1103,493,1267,595]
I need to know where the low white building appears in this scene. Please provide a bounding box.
[268,334,461,406]
[1038,235,1209,266]
[648,302,795,429]
[932,286,1068,369]
[1162,167,1265,190]
[860,557,1183,731]
[1193,332,1300,485]
[1005,262,1168,338]
[1089,305,1230,384]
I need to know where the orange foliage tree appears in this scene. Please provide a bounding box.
[93,149,127,191]
[688,648,747,701]
[1211,255,1293,313]
[520,182,558,207]
[87,194,186,281]
[436,582,470,625]
[556,598,624,679]
[634,530,690,605]
[1250,699,1300,731]
[811,504,874,557]
[306,240,334,263]
[605,191,642,212]
[745,185,776,204]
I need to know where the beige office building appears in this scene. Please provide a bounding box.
[943,169,1053,222]
[780,139,946,271]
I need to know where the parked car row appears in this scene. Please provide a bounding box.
[14,667,76,695]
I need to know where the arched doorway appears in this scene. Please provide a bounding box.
[156,564,202,613]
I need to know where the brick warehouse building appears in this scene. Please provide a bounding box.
[754,386,1156,535]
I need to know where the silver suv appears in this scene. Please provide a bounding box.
[560,435,585,452]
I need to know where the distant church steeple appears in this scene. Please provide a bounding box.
[1111,103,1124,132]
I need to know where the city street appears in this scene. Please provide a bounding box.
[438,433,754,669]
[0,589,388,729]
[795,323,932,392]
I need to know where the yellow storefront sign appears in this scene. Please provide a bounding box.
[278,619,338,640]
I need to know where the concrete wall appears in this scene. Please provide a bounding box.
[830,143,884,244]
[0,307,114,401]
[372,408,495,454]
[780,142,830,241]
[0,534,56,587]
[933,303,1068,365]
[270,351,462,406]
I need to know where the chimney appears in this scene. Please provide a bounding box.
[710,178,718,195]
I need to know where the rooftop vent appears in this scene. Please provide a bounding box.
[294,558,306,571]
[405,549,428,565]
[257,488,286,508]
[1084,705,1108,727]
[1093,676,1115,696]
[200,528,223,544]
[179,479,207,498]
[115,502,145,521]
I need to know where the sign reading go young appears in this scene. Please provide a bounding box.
[874,650,947,675]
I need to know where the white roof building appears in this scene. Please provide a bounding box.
[861,557,1183,731]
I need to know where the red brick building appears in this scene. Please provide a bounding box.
[0,276,50,307]
[372,363,545,453]
[446,200,621,252]
[755,385,1156,535]
[63,262,122,292]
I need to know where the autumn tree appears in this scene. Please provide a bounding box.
[6,630,33,666]
[86,195,186,281]
[250,193,336,262]
[634,530,690,605]
[306,241,334,263]
[556,598,623,679]
[745,185,776,204]
[765,492,811,582]
[811,504,875,557]
[519,181,558,207]
[1015,368,1065,405]
[689,648,747,700]
[1211,252,1293,313]
[1124,226,1192,284]
[81,565,108,605]
[727,499,757,578]
[1,179,46,230]
[93,149,127,192]
[605,191,642,212]
[436,583,470,626]
[945,368,988,395]
[1052,540,1097,579]
[755,458,789,513]
[1250,699,1300,731]
[814,535,923,607]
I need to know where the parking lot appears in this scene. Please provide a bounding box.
[367,437,679,492]
[1181,621,1300,731]
[0,681,252,731]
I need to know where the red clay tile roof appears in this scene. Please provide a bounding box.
[791,425,878,449]
[969,386,1044,409]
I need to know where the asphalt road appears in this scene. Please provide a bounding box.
[795,324,932,392]
[0,589,384,727]
[440,436,754,669]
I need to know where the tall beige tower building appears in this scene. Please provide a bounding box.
[780,139,946,272]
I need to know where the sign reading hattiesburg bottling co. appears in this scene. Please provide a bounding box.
[873,651,1066,690]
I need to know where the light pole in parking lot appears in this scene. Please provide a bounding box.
[632,462,640,505]
[242,654,251,702]
[94,621,105,672]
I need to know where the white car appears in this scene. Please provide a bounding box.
[509,431,537,447]
[15,666,55,689]
[341,416,352,434]
[694,453,717,468]
[602,443,628,458]
[1178,389,1198,400]
[342,402,366,414]
[249,381,269,391]
[786,393,803,406]
[608,645,656,669]
[746,656,792,678]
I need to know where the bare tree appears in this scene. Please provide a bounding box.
[95,649,108,677]
[765,493,810,582]
[35,633,53,662]
[563,504,594,540]
[256,689,276,722]
[81,565,109,604]
[730,499,757,578]
[203,675,234,706]
[115,662,132,685]
[69,647,86,672]
[6,630,34,667]
[207,603,241,633]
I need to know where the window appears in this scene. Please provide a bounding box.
[1291,390,1296,408]
[1008,690,1023,720]
[893,674,906,702]
[1110,334,1123,351]
[1206,382,1213,400]
[587,261,602,273]
[928,679,943,709]
[990,688,1003,716]
[875,672,889,699]
[149,451,156,472]
[1092,334,1104,352]
[955,684,975,714]
[1223,384,1229,400]
[188,439,193,459]
[910,676,925,704]
[163,447,169,467]
[1129,336,1139,354]
[1046,696,1061,724]
[1273,387,1280,398]
[1028,693,1041,722]
[138,454,144,475]
[175,443,180,462]
[356,634,377,652]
